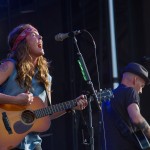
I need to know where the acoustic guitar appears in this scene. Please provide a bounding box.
[132,130,150,150]
[0,89,113,149]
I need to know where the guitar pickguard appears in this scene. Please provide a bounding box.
[14,121,33,134]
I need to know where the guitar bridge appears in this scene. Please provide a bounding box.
[2,112,13,134]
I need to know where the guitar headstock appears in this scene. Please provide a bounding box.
[97,88,114,102]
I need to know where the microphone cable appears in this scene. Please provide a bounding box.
[82,29,101,94]
[82,29,108,150]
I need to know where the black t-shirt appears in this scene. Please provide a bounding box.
[101,84,140,150]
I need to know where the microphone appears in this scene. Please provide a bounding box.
[55,30,82,41]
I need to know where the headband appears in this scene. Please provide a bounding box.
[11,27,37,51]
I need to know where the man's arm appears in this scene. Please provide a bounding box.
[128,103,150,138]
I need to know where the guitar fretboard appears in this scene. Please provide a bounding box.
[33,99,77,119]
[33,89,113,119]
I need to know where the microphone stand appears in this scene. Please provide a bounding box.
[71,35,101,150]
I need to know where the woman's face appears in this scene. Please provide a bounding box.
[26,27,44,58]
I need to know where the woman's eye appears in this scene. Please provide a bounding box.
[32,33,36,36]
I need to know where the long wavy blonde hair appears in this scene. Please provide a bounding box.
[7,24,50,91]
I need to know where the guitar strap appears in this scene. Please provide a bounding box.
[45,86,51,106]
[104,101,132,136]
[103,101,139,146]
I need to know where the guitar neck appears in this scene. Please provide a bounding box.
[34,99,77,119]
[33,89,113,119]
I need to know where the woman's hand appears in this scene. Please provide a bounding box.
[15,92,33,105]
[74,95,88,110]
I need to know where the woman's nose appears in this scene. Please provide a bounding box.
[39,35,42,39]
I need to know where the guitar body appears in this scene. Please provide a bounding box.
[132,130,150,150]
[0,97,51,150]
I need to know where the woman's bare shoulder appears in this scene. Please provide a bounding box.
[0,60,14,73]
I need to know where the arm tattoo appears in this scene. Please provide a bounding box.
[137,120,149,133]
[0,62,8,72]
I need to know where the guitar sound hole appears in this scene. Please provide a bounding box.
[21,110,35,124]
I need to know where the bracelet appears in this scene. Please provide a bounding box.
[66,108,72,113]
